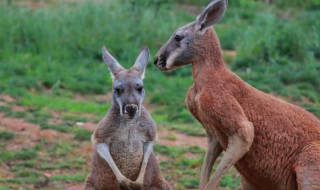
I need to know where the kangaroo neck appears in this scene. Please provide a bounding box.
[191,33,226,91]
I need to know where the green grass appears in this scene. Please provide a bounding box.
[0,170,46,184]
[50,173,87,182]
[155,144,204,189]
[39,158,85,170]
[220,174,241,188]
[168,124,206,137]
[73,128,92,141]
[62,114,87,123]
[48,141,73,157]
[5,111,28,118]
[155,144,240,189]
[0,0,319,189]
[0,130,14,140]
[0,0,318,123]
[0,147,38,163]
[14,160,37,168]
[0,105,12,114]
[20,95,109,115]
[40,123,72,132]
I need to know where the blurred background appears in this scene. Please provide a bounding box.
[0,0,319,189]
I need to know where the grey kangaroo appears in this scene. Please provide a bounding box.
[85,46,172,190]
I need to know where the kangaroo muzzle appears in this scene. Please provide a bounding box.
[124,104,138,117]
[154,54,167,71]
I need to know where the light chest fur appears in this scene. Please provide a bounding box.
[108,118,149,178]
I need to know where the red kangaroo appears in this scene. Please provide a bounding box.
[154,0,320,189]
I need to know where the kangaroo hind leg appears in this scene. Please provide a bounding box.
[295,142,320,190]
[85,174,95,190]
[240,175,260,190]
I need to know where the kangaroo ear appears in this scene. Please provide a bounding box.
[195,0,227,32]
[102,46,124,80]
[132,46,150,80]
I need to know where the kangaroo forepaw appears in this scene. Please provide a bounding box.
[119,179,143,190]
[129,181,143,190]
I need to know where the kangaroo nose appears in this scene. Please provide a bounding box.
[154,54,167,68]
[125,104,138,116]
[154,56,159,65]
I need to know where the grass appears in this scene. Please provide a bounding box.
[50,173,87,182]
[0,147,38,163]
[0,0,319,189]
[155,144,241,189]
[20,95,109,115]
[73,128,92,141]
[0,0,318,123]
[0,105,12,114]
[0,130,15,140]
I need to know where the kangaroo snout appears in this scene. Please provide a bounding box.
[124,104,138,117]
[154,54,167,71]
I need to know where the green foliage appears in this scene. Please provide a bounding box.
[0,151,15,162]
[0,170,46,185]
[154,144,204,157]
[50,173,87,182]
[73,128,92,141]
[49,141,73,157]
[62,114,87,122]
[15,160,37,168]
[39,158,85,170]
[0,0,318,123]
[5,111,28,118]
[234,13,312,67]
[179,177,199,188]
[0,105,12,113]
[0,130,15,140]
[40,122,72,132]
[271,0,320,10]
[0,147,38,163]
[20,95,109,115]
[14,148,38,160]
[167,124,206,136]
[220,174,241,188]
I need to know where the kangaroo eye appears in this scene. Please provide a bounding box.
[136,86,144,93]
[115,88,124,94]
[174,35,184,42]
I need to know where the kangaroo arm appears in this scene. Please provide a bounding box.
[200,134,223,190]
[204,120,254,190]
[135,141,155,184]
[198,96,254,190]
[96,143,127,182]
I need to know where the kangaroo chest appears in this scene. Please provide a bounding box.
[186,84,299,189]
[186,84,228,149]
[109,122,145,179]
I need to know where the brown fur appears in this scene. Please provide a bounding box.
[85,108,171,190]
[187,28,320,190]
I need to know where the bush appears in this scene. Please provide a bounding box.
[233,13,311,68]
[0,130,14,140]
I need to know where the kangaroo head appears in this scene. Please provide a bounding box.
[102,45,149,119]
[154,0,227,71]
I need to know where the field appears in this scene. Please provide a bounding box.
[0,0,319,189]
